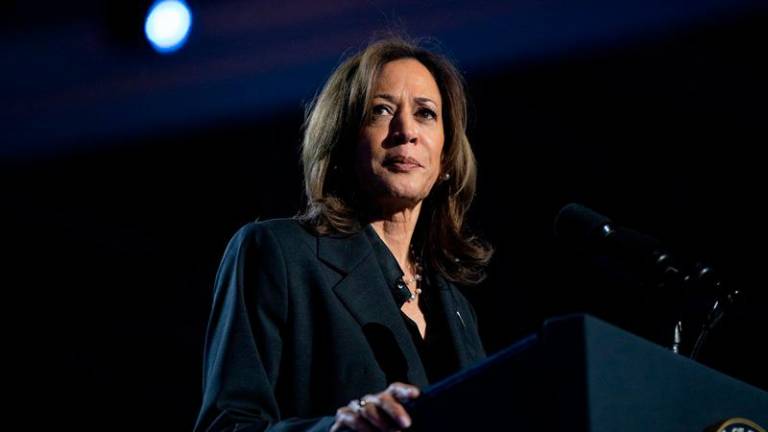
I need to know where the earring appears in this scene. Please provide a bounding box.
[441,172,451,181]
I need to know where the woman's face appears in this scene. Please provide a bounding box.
[355,58,445,212]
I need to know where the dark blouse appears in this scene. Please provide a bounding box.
[363,225,459,384]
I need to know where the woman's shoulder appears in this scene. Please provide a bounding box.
[230,217,317,252]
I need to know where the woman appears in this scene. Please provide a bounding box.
[194,37,493,432]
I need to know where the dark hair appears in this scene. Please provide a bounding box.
[298,37,492,285]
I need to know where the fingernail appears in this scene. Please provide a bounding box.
[400,416,411,428]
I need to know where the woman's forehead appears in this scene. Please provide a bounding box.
[371,59,442,105]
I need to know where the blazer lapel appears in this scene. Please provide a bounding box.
[433,275,483,369]
[318,232,429,387]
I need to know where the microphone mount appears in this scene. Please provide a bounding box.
[555,203,742,359]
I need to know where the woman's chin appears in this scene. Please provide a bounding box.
[373,188,427,211]
[363,175,433,209]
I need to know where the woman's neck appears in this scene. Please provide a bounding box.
[369,204,422,270]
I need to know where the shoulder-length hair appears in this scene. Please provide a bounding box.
[298,37,492,285]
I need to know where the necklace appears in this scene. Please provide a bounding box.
[402,273,422,302]
[401,273,422,285]
[402,253,423,302]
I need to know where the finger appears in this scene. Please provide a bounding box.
[376,392,412,429]
[330,407,354,432]
[347,416,377,432]
[358,396,401,431]
[332,406,377,432]
[387,382,420,403]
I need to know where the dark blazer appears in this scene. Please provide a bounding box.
[194,219,486,432]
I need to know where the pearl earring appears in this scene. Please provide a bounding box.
[441,172,451,181]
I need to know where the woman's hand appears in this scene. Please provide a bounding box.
[330,382,420,432]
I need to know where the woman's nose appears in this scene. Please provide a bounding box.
[389,110,418,144]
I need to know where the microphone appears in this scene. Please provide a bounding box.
[553,203,677,279]
[554,203,739,359]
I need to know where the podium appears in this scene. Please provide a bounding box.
[407,314,767,431]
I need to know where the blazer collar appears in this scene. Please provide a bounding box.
[317,228,482,383]
[316,230,372,275]
[318,229,430,387]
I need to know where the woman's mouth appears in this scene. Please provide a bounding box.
[383,155,422,172]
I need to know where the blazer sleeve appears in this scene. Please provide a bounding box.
[193,223,335,432]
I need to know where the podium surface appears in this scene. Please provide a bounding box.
[408,314,767,431]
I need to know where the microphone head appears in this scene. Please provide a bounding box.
[554,203,664,265]
[554,203,613,247]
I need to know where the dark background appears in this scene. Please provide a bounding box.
[2,0,766,429]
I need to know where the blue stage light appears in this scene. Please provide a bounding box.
[144,0,192,54]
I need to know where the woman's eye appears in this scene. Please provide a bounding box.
[418,108,437,120]
[372,105,392,116]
